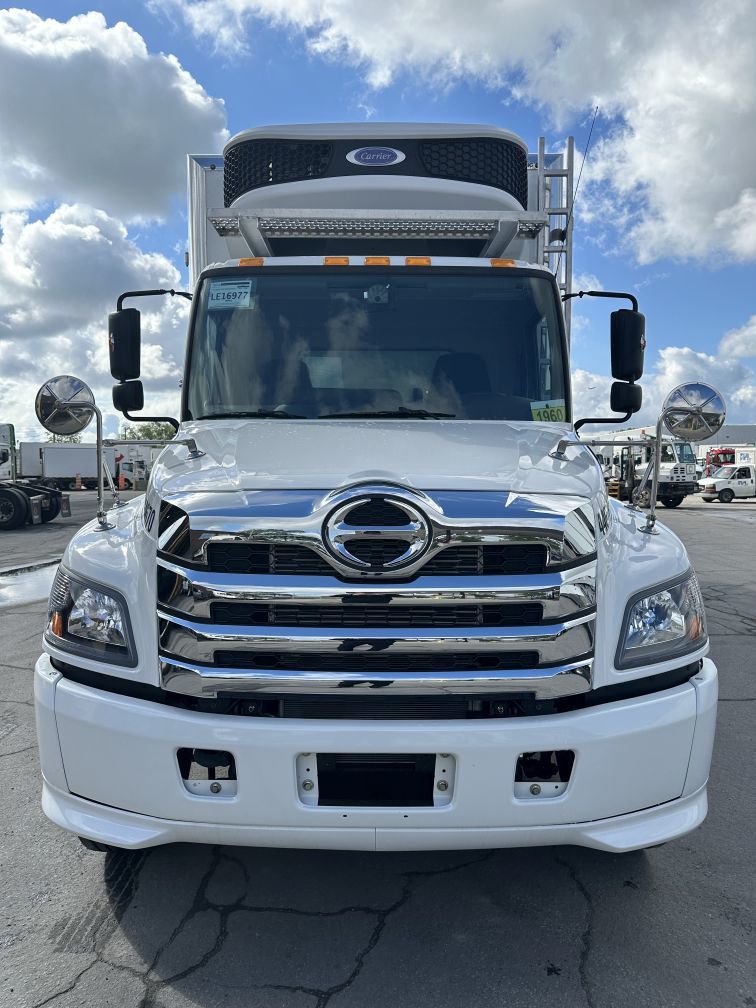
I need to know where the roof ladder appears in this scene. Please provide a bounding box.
[536,136,575,340]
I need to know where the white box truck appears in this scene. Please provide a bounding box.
[18,441,116,491]
[699,447,756,501]
[34,123,718,854]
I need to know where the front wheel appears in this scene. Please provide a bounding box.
[634,488,651,508]
[0,488,29,529]
[660,496,684,508]
[40,497,61,523]
[719,488,735,503]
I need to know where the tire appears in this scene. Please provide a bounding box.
[66,480,78,491]
[634,488,651,508]
[660,496,684,508]
[719,489,735,504]
[40,496,61,523]
[0,488,30,529]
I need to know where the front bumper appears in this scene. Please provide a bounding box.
[34,655,718,853]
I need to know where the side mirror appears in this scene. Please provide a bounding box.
[662,383,726,441]
[113,380,144,413]
[35,375,95,435]
[611,309,645,382]
[109,308,141,381]
[610,381,642,414]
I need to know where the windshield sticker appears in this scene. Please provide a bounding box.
[531,399,566,422]
[207,278,256,310]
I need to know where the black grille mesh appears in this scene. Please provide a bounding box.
[345,500,409,525]
[419,138,528,208]
[224,140,333,206]
[203,542,549,577]
[216,650,538,672]
[209,601,543,628]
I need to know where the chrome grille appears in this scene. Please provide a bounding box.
[156,486,600,701]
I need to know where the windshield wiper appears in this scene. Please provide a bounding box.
[319,408,456,419]
[196,409,307,419]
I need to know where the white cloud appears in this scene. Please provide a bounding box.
[166,0,756,264]
[0,9,227,219]
[573,346,756,426]
[719,315,756,359]
[0,205,188,439]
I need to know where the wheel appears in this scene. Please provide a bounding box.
[719,488,735,503]
[660,496,684,508]
[0,488,30,529]
[40,496,61,523]
[634,488,651,508]
[66,480,78,491]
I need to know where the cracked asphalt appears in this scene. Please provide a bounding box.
[0,494,754,1008]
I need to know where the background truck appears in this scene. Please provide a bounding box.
[700,453,756,502]
[699,443,756,476]
[34,122,718,856]
[0,424,71,530]
[16,441,116,491]
[591,428,698,507]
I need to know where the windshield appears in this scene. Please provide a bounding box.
[185,269,568,422]
[713,466,735,479]
[675,443,696,463]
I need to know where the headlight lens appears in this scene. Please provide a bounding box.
[617,573,706,669]
[46,567,136,665]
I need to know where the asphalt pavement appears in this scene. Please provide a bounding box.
[0,493,753,1008]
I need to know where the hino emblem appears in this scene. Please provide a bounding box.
[323,493,430,572]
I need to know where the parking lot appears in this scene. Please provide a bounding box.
[1,492,754,1008]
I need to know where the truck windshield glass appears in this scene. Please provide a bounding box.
[676,443,695,463]
[185,271,567,422]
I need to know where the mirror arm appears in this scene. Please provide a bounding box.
[562,289,639,311]
[116,289,192,311]
[574,411,632,432]
[123,409,179,433]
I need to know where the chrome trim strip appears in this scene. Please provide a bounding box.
[156,557,596,619]
[159,656,593,699]
[157,610,595,663]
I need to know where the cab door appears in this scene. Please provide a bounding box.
[734,466,755,498]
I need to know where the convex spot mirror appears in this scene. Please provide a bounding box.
[109,307,141,381]
[662,383,726,442]
[610,381,642,415]
[35,375,95,436]
[611,309,645,382]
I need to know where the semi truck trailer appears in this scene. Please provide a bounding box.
[17,441,116,491]
[34,123,721,854]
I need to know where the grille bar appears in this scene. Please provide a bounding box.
[159,655,593,698]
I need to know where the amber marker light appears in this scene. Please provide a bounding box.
[323,256,351,266]
[490,258,516,267]
[50,612,64,637]
[405,256,432,266]
[238,257,265,266]
[364,256,391,266]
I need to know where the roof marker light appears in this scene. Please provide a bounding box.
[405,256,432,266]
[490,258,516,267]
[324,256,351,266]
[364,256,391,266]
[239,257,264,266]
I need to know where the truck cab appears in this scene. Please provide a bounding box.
[33,123,719,854]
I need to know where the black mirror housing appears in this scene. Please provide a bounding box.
[610,381,642,414]
[611,309,645,382]
[113,380,144,413]
[109,308,141,381]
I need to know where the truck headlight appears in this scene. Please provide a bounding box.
[616,572,706,669]
[46,566,137,666]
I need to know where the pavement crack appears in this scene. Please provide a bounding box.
[719,697,756,702]
[30,958,98,1007]
[556,856,596,1008]
[0,743,35,758]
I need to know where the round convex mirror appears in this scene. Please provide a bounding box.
[661,382,726,442]
[35,375,96,436]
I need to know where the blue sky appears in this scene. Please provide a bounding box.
[1,2,754,437]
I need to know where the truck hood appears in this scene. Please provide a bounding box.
[151,420,604,497]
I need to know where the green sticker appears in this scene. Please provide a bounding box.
[531,399,566,422]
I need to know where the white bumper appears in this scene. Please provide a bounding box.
[34,655,717,853]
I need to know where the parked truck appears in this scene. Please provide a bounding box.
[592,428,698,508]
[34,123,720,855]
[0,424,71,530]
[699,447,756,502]
[16,441,117,491]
